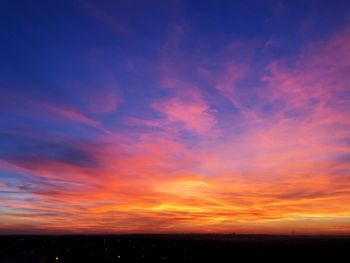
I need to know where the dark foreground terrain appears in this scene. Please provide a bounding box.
[1,234,350,262]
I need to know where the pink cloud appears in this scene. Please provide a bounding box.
[215,62,247,109]
[48,106,101,127]
[83,86,120,114]
[152,83,216,134]
[154,97,215,133]
[263,27,350,112]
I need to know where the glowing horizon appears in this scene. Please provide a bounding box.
[1,0,350,234]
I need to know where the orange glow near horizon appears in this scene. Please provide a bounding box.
[1,2,350,235]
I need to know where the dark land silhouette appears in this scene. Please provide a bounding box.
[1,234,350,262]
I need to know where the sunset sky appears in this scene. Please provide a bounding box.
[1,0,350,234]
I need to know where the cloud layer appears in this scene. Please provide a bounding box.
[1,0,350,234]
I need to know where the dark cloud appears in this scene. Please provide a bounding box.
[0,128,99,169]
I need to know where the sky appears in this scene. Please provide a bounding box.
[1,0,350,234]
